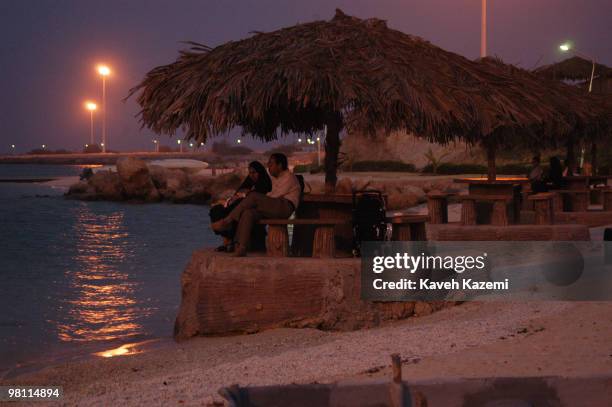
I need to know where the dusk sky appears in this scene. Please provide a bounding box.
[1,0,610,154]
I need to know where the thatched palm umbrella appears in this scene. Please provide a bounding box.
[130,9,594,189]
[534,57,612,173]
[477,57,610,176]
[534,56,612,83]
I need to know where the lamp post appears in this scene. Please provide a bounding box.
[559,42,597,171]
[97,65,111,152]
[84,101,97,146]
[177,139,183,153]
[317,136,322,167]
[11,144,15,155]
[481,0,487,58]
[152,139,159,152]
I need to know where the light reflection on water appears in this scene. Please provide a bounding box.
[56,207,149,342]
[0,168,216,373]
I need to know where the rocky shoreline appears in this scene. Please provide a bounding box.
[65,157,463,210]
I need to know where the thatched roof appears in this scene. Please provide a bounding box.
[477,57,610,144]
[130,9,603,150]
[534,56,612,82]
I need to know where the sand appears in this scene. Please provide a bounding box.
[4,301,611,406]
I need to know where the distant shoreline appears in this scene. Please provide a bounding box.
[0,152,238,166]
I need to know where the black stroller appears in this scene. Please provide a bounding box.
[351,190,390,256]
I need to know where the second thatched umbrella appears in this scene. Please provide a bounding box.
[130,9,592,190]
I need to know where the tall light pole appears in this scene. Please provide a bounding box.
[97,65,111,153]
[481,0,487,58]
[153,139,159,152]
[11,144,15,155]
[177,139,183,153]
[84,101,97,146]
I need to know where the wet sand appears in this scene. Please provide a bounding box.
[3,301,610,406]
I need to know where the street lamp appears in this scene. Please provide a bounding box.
[11,144,15,155]
[177,139,183,152]
[41,144,46,150]
[84,101,97,146]
[97,64,111,152]
[152,139,159,152]
[316,136,322,167]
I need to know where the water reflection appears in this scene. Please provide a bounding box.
[55,205,150,342]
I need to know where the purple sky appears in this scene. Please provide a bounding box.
[1,0,610,153]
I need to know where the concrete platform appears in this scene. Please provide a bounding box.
[427,223,590,241]
[174,249,451,339]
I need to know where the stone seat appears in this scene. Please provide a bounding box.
[258,218,348,258]
[527,192,555,225]
[458,194,513,226]
[385,214,428,241]
[554,189,590,212]
[426,192,454,224]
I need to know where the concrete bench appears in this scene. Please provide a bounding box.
[258,219,348,258]
[555,189,589,212]
[385,214,428,241]
[528,192,555,225]
[426,192,453,224]
[458,194,513,226]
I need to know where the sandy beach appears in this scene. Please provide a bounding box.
[4,300,610,406]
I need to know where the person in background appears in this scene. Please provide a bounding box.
[528,155,547,193]
[211,153,301,256]
[548,156,566,190]
[209,161,271,252]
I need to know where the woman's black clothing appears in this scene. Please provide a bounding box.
[208,161,272,242]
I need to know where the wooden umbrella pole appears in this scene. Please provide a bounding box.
[324,114,342,193]
[487,144,496,181]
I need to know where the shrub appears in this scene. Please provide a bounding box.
[265,144,302,156]
[422,163,488,175]
[497,163,531,175]
[349,160,416,172]
[212,140,253,155]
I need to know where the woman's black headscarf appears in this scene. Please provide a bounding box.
[238,161,272,193]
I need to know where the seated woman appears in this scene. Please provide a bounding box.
[548,156,566,190]
[209,161,271,252]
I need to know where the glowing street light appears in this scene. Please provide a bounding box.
[10,144,15,155]
[41,144,46,150]
[236,139,241,144]
[558,42,596,92]
[84,101,97,145]
[177,139,183,152]
[152,139,159,152]
[97,64,111,152]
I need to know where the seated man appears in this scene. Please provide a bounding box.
[211,153,301,256]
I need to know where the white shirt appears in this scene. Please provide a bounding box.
[267,170,301,209]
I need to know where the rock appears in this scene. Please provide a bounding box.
[116,157,159,201]
[67,181,89,195]
[305,180,325,194]
[386,192,420,210]
[413,301,433,316]
[335,178,353,194]
[148,165,168,190]
[88,171,124,201]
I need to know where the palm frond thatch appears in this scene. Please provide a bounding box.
[129,9,607,185]
[534,56,612,82]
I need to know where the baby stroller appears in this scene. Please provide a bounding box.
[352,190,390,256]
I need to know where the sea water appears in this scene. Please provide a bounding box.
[0,164,217,376]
